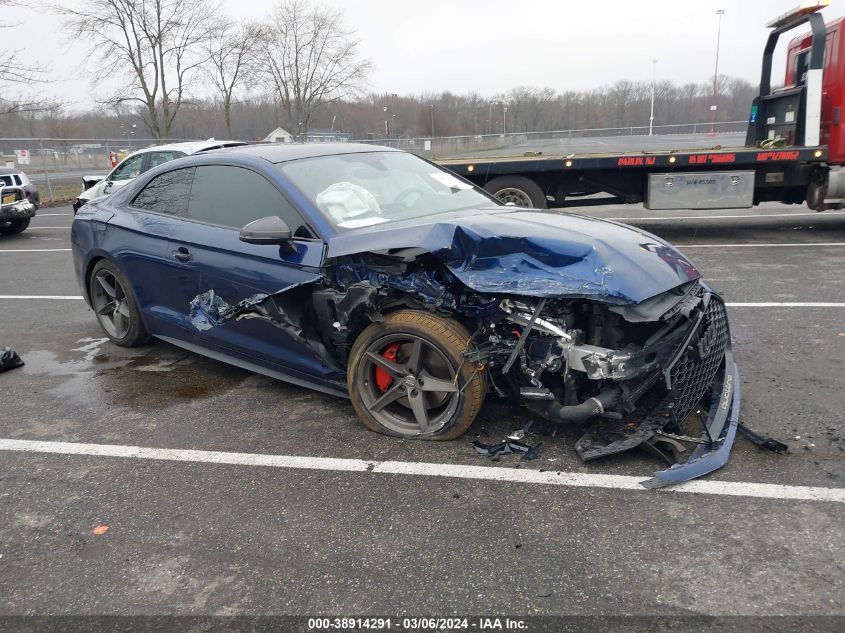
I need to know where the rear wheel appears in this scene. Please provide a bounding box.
[88,260,150,347]
[347,310,486,440]
[0,218,30,235]
[484,175,548,209]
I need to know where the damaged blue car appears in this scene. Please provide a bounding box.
[71,143,740,485]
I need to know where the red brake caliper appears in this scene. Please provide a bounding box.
[376,342,401,392]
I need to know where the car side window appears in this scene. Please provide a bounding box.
[111,155,145,181]
[130,167,195,216]
[188,165,312,236]
[147,151,185,170]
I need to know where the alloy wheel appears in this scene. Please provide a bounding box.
[91,269,132,339]
[356,334,461,435]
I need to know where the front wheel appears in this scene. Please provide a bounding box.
[0,218,30,235]
[347,310,486,440]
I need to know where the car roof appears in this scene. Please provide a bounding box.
[124,139,248,159]
[220,142,401,163]
[0,167,22,175]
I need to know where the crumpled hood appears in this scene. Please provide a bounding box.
[326,209,700,304]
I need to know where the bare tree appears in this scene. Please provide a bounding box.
[263,0,371,139]
[58,0,218,138]
[204,18,261,139]
[0,0,50,115]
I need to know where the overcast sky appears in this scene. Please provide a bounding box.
[4,0,844,110]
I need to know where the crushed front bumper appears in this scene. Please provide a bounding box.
[573,290,741,486]
[642,347,740,487]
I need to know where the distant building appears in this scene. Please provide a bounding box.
[262,127,294,143]
[262,126,352,144]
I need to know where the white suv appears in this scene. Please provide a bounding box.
[73,139,247,212]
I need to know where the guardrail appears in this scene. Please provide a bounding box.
[354,121,750,159]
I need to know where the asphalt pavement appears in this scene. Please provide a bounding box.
[0,203,843,626]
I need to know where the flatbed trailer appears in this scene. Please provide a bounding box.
[438,1,844,212]
[439,144,826,209]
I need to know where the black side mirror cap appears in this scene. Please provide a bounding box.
[239,216,292,245]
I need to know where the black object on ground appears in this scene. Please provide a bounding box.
[0,347,24,373]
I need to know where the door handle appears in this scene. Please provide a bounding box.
[172,248,192,262]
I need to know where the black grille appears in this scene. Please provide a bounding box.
[663,296,729,424]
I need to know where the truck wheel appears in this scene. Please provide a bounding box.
[0,218,30,235]
[347,310,486,440]
[484,176,548,209]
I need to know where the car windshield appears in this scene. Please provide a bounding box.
[277,151,496,229]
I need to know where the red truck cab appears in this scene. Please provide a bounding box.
[786,16,845,163]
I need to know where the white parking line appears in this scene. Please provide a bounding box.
[606,212,845,221]
[24,227,69,230]
[0,295,83,300]
[0,248,71,253]
[35,213,72,217]
[1,438,843,503]
[726,302,845,307]
[677,242,845,248]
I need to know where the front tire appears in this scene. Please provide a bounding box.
[348,310,486,440]
[0,218,30,235]
[88,260,150,347]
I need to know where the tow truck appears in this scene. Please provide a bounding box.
[439,1,845,212]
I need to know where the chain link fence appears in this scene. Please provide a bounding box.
[1,122,749,202]
[0,137,194,201]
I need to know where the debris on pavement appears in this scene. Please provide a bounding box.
[0,347,24,373]
[471,438,543,461]
[738,423,789,454]
[92,525,109,536]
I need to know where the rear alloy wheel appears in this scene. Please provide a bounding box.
[484,175,548,209]
[0,218,30,235]
[89,260,150,347]
[348,310,486,440]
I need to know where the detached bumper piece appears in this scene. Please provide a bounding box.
[574,294,742,486]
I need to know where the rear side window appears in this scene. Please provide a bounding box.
[147,151,185,169]
[188,165,309,234]
[131,167,195,216]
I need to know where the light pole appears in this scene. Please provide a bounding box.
[709,9,726,135]
[649,59,657,136]
[383,106,390,137]
[488,102,494,135]
[502,105,508,137]
[429,104,435,138]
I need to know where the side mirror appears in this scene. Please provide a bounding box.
[239,215,293,245]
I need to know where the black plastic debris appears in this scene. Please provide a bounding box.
[472,438,543,461]
[0,347,23,373]
[738,423,789,454]
[523,442,543,461]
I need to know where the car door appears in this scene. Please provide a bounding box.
[110,166,200,339]
[167,164,331,378]
[101,153,147,197]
